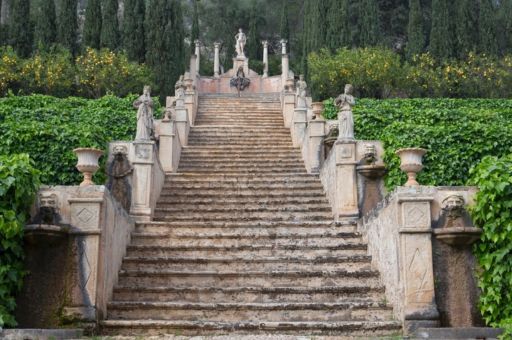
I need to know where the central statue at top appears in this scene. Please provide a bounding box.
[235,28,247,58]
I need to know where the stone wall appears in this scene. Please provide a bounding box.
[198,75,282,94]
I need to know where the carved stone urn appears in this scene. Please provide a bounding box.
[73,148,103,187]
[311,102,324,120]
[396,148,427,187]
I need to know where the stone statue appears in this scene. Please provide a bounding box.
[230,66,251,97]
[296,75,307,108]
[107,145,133,212]
[235,28,247,58]
[133,85,154,140]
[174,75,186,106]
[335,84,356,140]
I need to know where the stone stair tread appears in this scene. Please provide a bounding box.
[118,268,378,277]
[113,285,384,293]
[137,220,354,227]
[130,231,358,239]
[121,255,371,264]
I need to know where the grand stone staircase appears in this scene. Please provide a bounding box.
[101,94,402,336]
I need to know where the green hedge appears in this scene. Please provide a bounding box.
[469,155,512,338]
[0,94,161,186]
[0,154,40,327]
[323,98,512,190]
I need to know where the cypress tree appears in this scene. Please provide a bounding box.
[429,0,453,60]
[101,0,120,50]
[478,0,498,55]
[279,0,290,51]
[190,0,199,55]
[247,3,259,60]
[359,0,380,47]
[326,0,351,50]
[83,0,102,49]
[33,0,57,50]
[57,0,79,56]
[504,0,512,54]
[171,0,185,76]
[124,0,146,62]
[454,0,478,58]
[406,0,425,59]
[8,0,32,57]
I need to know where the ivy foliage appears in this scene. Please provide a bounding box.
[322,98,512,190]
[469,155,512,337]
[0,94,160,186]
[0,154,40,327]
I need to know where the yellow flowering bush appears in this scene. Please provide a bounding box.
[76,48,152,98]
[0,47,20,96]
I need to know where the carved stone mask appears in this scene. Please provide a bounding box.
[442,194,466,220]
[363,144,377,164]
[113,145,128,156]
[39,192,58,209]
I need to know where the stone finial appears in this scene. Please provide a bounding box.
[334,84,355,141]
[280,39,288,55]
[396,148,427,187]
[73,148,103,186]
[262,40,268,48]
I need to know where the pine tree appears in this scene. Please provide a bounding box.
[326,0,351,50]
[33,0,57,50]
[429,0,453,60]
[57,0,79,56]
[359,0,380,47]
[101,0,120,50]
[8,0,32,57]
[478,0,498,55]
[279,0,290,51]
[406,0,425,59]
[190,0,199,55]
[124,0,146,62]
[146,0,185,103]
[454,0,478,58]
[83,0,102,49]
[247,3,259,60]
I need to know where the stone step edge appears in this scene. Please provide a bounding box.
[130,231,360,239]
[136,220,356,227]
[118,269,377,277]
[121,255,371,264]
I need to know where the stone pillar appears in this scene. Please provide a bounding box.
[262,40,269,78]
[307,119,325,173]
[159,120,180,173]
[190,55,197,86]
[398,194,439,333]
[194,40,201,74]
[64,196,104,322]
[174,103,189,146]
[185,89,196,126]
[280,39,288,55]
[282,92,296,128]
[292,106,307,147]
[214,42,221,78]
[130,141,157,222]
[334,140,359,220]
[281,54,289,91]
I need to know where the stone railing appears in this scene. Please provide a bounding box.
[361,186,483,333]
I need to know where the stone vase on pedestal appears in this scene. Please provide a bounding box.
[73,148,103,186]
[396,148,427,186]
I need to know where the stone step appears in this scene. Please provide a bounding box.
[107,301,394,322]
[112,284,385,303]
[190,126,289,132]
[193,123,281,127]
[159,187,325,195]
[177,162,305,169]
[175,169,309,175]
[181,145,298,151]
[115,268,380,288]
[129,231,358,247]
[157,197,329,205]
[125,244,367,259]
[180,156,303,162]
[153,211,333,222]
[120,254,371,272]
[165,173,317,182]
[154,204,331,214]
[100,319,402,336]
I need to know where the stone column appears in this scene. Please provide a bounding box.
[159,120,180,173]
[194,40,201,74]
[307,119,325,173]
[282,91,296,128]
[397,194,439,333]
[190,55,197,86]
[281,54,289,91]
[174,102,190,146]
[214,42,221,78]
[185,89,196,126]
[280,39,288,55]
[292,106,307,147]
[130,141,157,222]
[262,40,269,78]
[334,140,359,220]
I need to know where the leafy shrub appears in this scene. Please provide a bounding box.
[309,48,512,100]
[0,94,163,185]
[0,153,40,327]
[469,155,512,337]
[0,47,20,96]
[322,98,512,190]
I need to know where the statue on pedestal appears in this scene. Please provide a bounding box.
[335,84,356,140]
[235,28,247,58]
[134,85,154,140]
[296,75,307,108]
[107,145,133,212]
[175,75,186,105]
[230,66,251,97]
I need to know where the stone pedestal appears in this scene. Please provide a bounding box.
[174,105,189,146]
[398,195,440,333]
[233,56,249,76]
[281,54,289,91]
[130,141,157,222]
[307,119,325,173]
[292,107,307,147]
[283,92,296,128]
[190,55,198,87]
[159,120,180,173]
[185,90,196,126]
[334,140,359,220]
